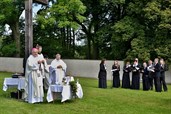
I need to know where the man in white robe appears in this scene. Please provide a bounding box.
[36,45,50,89]
[37,45,45,78]
[50,54,67,85]
[23,48,44,103]
[36,45,44,60]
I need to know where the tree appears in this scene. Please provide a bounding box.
[36,0,86,58]
[112,0,171,62]
[0,0,25,57]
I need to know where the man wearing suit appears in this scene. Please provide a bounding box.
[154,58,162,92]
[160,59,168,92]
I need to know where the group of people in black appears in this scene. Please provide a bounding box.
[98,58,168,92]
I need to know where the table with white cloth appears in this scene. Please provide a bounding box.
[3,77,25,91]
[47,83,83,103]
[3,77,25,99]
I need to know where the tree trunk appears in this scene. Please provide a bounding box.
[92,40,99,59]
[91,1,100,59]
[86,34,92,59]
[10,21,20,57]
[72,30,75,57]
[61,28,66,48]
[69,28,72,49]
[66,26,69,49]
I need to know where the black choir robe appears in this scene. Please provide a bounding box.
[112,65,120,88]
[142,67,150,91]
[160,64,168,91]
[122,65,131,89]
[98,63,107,88]
[147,65,155,90]
[131,64,140,90]
[154,63,162,92]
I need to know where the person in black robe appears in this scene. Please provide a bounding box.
[122,61,131,89]
[23,57,26,76]
[131,58,141,90]
[141,62,150,91]
[98,59,107,88]
[160,59,168,92]
[112,60,120,88]
[154,58,162,92]
[147,60,155,90]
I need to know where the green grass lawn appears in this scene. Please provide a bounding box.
[0,72,171,114]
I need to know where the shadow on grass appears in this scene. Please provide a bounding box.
[42,99,78,105]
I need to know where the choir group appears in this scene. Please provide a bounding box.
[98,58,168,92]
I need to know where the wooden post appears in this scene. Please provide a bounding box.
[24,0,48,59]
[25,0,33,59]
[23,0,48,75]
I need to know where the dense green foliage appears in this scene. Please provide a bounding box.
[0,0,171,62]
[69,81,78,97]
[0,72,171,114]
[0,0,24,57]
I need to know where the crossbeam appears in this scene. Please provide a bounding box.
[34,0,48,5]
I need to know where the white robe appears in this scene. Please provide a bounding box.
[23,55,44,103]
[50,59,67,85]
[38,53,45,78]
[38,53,50,90]
[38,53,44,60]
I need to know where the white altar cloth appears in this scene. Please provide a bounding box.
[3,78,25,91]
[47,83,83,103]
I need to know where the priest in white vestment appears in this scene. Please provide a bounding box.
[37,45,45,78]
[36,45,50,89]
[36,45,44,60]
[50,54,67,85]
[23,48,44,103]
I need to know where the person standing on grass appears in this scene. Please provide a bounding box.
[112,60,120,88]
[98,59,107,88]
[141,62,150,91]
[23,48,44,103]
[160,58,168,92]
[147,60,155,90]
[122,61,131,89]
[131,58,141,90]
[154,58,162,92]
[36,45,50,90]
